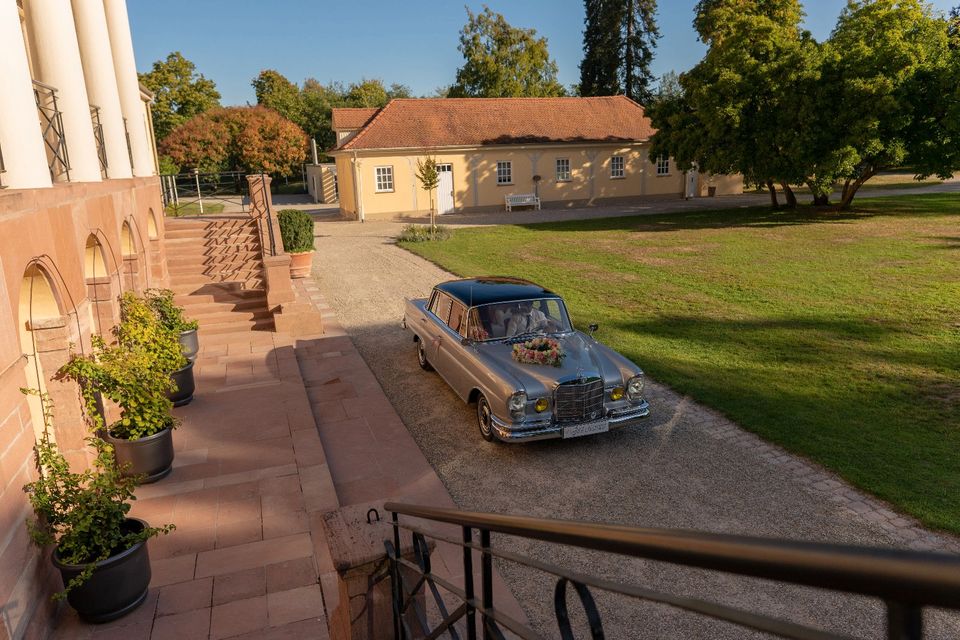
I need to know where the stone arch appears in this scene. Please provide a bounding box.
[147,208,158,239]
[18,263,65,442]
[84,234,117,337]
[120,220,141,291]
[84,234,109,280]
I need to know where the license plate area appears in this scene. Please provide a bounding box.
[562,419,609,439]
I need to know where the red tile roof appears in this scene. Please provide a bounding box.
[333,96,654,151]
[331,107,379,131]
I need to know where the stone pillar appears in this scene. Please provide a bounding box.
[71,0,132,179]
[0,0,50,189]
[31,316,90,470]
[103,0,153,177]
[25,0,102,183]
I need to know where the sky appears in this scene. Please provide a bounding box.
[128,0,958,106]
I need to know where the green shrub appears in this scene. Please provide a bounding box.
[397,224,451,242]
[145,288,198,332]
[21,390,174,598]
[277,209,315,253]
[58,293,183,440]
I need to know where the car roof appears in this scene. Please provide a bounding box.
[435,277,558,307]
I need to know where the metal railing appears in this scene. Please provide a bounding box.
[385,502,960,640]
[0,140,6,188]
[159,170,248,214]
[252,172,276,257]
[122,117,133,170]
[32,80,70,182]
[90,105,108,179]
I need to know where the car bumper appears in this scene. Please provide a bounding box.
[490,400,651,443]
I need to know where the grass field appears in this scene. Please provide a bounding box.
[400,194,960,533]
[164,202,225,216]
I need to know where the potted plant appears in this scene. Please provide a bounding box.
[146,288,200,362]
[58,293,186,482]
[277,209,315,278]
[22,390,173,622]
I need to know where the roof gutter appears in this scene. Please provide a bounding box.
[330,140,650,156]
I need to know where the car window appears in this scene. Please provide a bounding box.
[427,290,440,314]
[432,293,453,324]
[466,308,489,340]
[470,299,572,339]
[535,299,566,326]
[448,301,467,335]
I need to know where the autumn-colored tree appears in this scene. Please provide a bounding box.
[160,106,307,177]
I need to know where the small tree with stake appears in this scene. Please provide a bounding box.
[415,157,440,237]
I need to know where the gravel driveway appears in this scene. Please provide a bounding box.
[311,215,959,639]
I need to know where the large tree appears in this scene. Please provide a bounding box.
[580,0,660,104]
[450,7,565,97]
[159,106,307,176]
[138,52,220,142]
[252,69,303,125]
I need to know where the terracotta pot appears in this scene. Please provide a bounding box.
[288,251,314,279]
[52,518,152,623]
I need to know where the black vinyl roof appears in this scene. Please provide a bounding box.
[435,277,558,307]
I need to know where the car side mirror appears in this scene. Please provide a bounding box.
[588,323,599,336]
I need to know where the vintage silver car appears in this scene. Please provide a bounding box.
[402,277,650,442]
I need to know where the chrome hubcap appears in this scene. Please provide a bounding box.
[479,400,491,435]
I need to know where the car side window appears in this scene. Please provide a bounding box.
[432,293,453,324]
[448,301,467,335]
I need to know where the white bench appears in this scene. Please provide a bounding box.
[505,193,541,212]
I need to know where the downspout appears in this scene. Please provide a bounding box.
[352,150,364,223]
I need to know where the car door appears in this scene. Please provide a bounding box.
[433,300,474,396]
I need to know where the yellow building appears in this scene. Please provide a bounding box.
[330,96,741,220]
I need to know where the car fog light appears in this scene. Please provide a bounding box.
[626,375,645,401]
[535,397,549,412]
[508,392,527,420]
[610,387,625,401]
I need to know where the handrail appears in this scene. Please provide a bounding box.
[384,502,959,639]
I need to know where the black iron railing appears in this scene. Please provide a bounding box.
[385,502,960,640]
[32,80,70,182]
[90,104,108,179]
[122,117,133,170]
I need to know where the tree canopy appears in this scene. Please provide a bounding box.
[159,106,307,176]
[580,0,661,104]
[450,6,565,97]
[138,52,220,142]
[649,0,959,209]
[252,69,303,125]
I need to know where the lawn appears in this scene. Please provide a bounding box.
[400,194,960,533]
[164,202,225,216]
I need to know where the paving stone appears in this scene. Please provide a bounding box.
[266,557,318,593]
[212,567,266,606]
[150,607,210,640]
[216,518,263,548]
[210,595,268,639]
[266,584,325,627]
[157,577,213,616]
[196,533,313,578]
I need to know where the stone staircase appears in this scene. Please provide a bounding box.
[164,216,274,335]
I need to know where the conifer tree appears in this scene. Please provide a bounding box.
[579,0,660,104]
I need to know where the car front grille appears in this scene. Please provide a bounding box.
[554,378,605,423]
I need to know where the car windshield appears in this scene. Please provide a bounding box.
[467,298,572,341]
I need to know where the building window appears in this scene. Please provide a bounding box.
[375,166,394,192]
[610,156,625,179]
[496,161,512,185]
[556,158,571,182]
[656,155,670,176]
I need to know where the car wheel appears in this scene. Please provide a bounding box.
[476,394,495,442]
[417,339,434,371]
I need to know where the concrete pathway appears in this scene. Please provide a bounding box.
[310,215,960,639]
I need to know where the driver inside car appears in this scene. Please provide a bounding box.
[505,301,550,337]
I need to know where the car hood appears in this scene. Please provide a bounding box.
[475,333,619,394]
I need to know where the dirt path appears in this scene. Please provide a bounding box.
[310,216,959,639]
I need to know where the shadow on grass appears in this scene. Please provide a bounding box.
[510,194,960,235]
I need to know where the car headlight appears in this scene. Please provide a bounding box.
[534,397,549,413]
[610,387,625,401]
[508,392,527,421]
[626,375,644,402]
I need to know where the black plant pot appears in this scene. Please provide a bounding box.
[105,426,174,483]
[168,360,195,407]
[52,518,152,623]
[179,328,199,362]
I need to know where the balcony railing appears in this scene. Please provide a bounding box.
[32,80,70,182]
[90,105,108,179]
[123,117,133,169]
[385,502,960,640]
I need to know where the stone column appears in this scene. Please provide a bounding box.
[71,0,131,179]
[0,0,50,189]
[103,0,153,177]
[24,0,102,182]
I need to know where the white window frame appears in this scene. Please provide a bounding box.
[655,155,670,176]
[375,165,394,192]
[610,155,625,179]
[555,158,571,182]
[496,161,512,185]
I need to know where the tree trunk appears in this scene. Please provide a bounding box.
[780,182,797,208]
[624,0,634,99]
[811,193,830,206]
[838,168,878,210]
[766,180,779,208]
